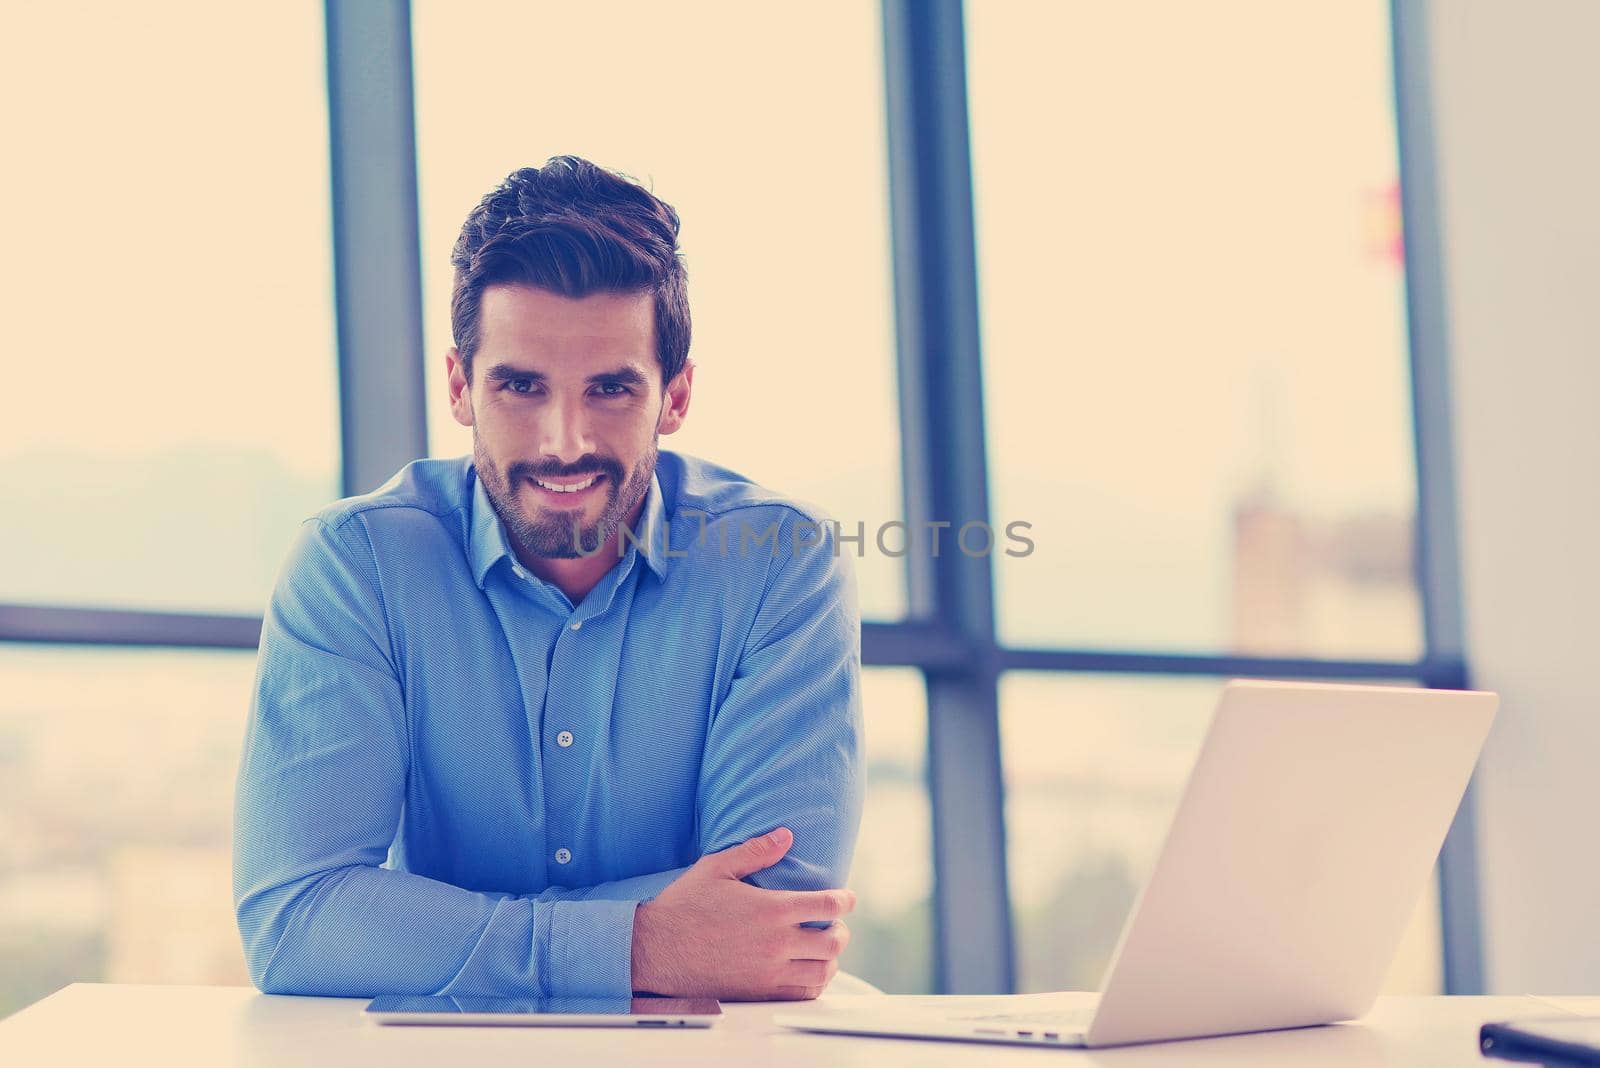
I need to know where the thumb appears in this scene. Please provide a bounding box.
[696,827,794,881]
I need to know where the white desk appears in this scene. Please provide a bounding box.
[3,985,1597,1066]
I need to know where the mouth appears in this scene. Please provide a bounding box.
[526,473,605,507]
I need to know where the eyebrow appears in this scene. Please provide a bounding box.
[481,363,650,387]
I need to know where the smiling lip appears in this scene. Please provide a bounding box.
[526,473,604,506]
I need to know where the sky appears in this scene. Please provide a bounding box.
[1,0,1414,649]
[0,0,1423,760]
[0,1,339,484]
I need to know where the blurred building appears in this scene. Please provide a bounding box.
[1230,489,1421,659]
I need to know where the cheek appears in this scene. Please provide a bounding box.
[477,401,541,439]
[595,404,659,443]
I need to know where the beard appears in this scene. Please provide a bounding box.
[473,434,657,561]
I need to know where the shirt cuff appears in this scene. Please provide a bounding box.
[546,898,638,997]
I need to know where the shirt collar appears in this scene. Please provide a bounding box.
[468,466,670,590]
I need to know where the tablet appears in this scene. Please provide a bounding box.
[365,995,722,1027]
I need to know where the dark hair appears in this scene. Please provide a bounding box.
[450,155,691,383]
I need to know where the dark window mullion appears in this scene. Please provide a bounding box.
[0,605,262,649]
[325,0,428,495]
[883,0,1014,995]
[1391,0,1483,995]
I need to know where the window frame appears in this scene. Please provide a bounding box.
[0,0,1480,996]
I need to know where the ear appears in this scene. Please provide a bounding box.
[446,348,475,427]
[656,360,694,436]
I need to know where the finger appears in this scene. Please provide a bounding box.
[770,985,826,1002]
[776,887,856,923]
[784,959,833,988]
[695,827,794,881]
[787,922,850,960]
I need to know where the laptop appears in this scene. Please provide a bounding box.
[778,679,1497,1049]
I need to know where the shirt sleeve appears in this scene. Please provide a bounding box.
[233,518,656,998]
[694,511,865,902]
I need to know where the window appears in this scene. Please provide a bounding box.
[0,1,339,615]
[1,0,1470,1011]
[844,669,934,993]
[1000,673,1442,994]
[967,0,1422,659]
[411,0,906,619]
[0,646,255,1018]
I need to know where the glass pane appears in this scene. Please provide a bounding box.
[0,646,255,1018]
[1000,673,1441,994]
[968,1,1423,658]
[412,0,905,619]
[842,669,933,993]
[0,3,340,615]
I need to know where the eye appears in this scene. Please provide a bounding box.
[502,378,540,395]
[593,382,632,397]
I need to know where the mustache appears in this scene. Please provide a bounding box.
[507,456,625,484]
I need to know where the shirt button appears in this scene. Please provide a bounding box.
[556,730,574,748]
[569,620,583,631]
[554,848,572,865]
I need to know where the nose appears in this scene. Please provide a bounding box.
[537,393,596,466]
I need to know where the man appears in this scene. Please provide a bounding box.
[234,156,863,1001]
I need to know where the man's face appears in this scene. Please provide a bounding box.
[447,284,691,560]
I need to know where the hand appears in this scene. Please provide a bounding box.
[629,827,855,1001]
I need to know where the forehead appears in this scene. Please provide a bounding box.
[476,284,654,369]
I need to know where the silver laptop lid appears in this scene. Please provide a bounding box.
[1084,680,1496,1047]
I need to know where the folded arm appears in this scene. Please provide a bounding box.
[234,511,862,999]
[695,511,864,893]
[630,512,866,998]
[235,519,665,997]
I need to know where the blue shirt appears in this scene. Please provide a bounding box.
[233,451,863,998]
